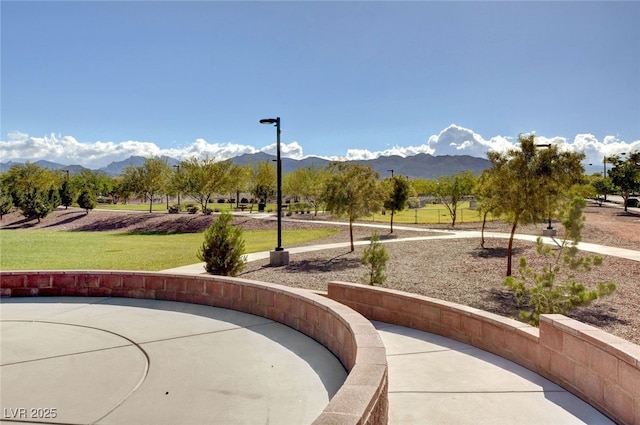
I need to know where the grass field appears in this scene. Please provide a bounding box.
[98,201,496,225]
[0,228,338,271]
[364,202,498,225]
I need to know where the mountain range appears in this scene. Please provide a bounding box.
[0,152,490,179]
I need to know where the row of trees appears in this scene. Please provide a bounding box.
[0,164,104,221]
[2,143,637,241]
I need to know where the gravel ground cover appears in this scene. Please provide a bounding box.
[2,201,639,344]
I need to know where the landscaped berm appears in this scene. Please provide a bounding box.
[1,201,639,424]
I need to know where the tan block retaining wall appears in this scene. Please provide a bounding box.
[327,281,640,425]
[0,271,388,425]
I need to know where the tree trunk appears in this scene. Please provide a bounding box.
[481,211,488,248]
[507,216,519,276]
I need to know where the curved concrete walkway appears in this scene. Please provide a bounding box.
[375,322,614,424]
[0,297,346,425]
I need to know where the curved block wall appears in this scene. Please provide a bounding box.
[327,281,640,425]
[0,271,388,425]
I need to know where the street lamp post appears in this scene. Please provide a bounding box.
[259,117,289,266]
[172,164,180,209]
[535,144,556,236]
[603,157,609,202]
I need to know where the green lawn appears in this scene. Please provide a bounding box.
[100,201,499,225]
[0,228,338,271]
[363,202,499,225]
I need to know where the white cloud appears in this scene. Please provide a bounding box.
[331,144,435,162]
[1,126,638,170]
[426,124,513,157]
[260,141,304,159]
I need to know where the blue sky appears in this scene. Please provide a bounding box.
[1,1,639,169]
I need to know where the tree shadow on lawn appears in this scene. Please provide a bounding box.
[41,211,87,229]
[0,216,39,229]
[73,214,214,234]
[72,214,158,231]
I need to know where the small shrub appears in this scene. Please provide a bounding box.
[198,212,247,276]
[504,197,616,326]
[361,231,389,286]
[203,207,213,215]
[186,204,199,214]
[77,189,97,214]
[21,188,53,222]
[168,204,181,214]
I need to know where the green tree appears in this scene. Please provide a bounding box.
[361,231,389,285]
[226,163,250,207]
[1,163,58,221]
[59,178,75,209]
[75,169,113,198]
[22,188,53,222]
[122,157,171,213]
[283,164,328,215]
[111,176,135,204]
[322,162,382,251]
[250,161,276,209]
[176,157,233,212]
[589,175,614,206]
[432,171,476,227]
[504,197,616,325]
[410,178,435,197]
[382,175,412,233]
[486,135,585,276]
[608,152,640,212]
[0,188,14,219]
[77,188,96,214]
[198,212,247,276]
[475,168,504,248]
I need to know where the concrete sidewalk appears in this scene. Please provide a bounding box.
[0,297,346,425]
[374,322,614,425]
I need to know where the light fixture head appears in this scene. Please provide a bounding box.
[259,118,278,125]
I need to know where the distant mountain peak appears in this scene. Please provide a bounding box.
[1,152,489,178]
